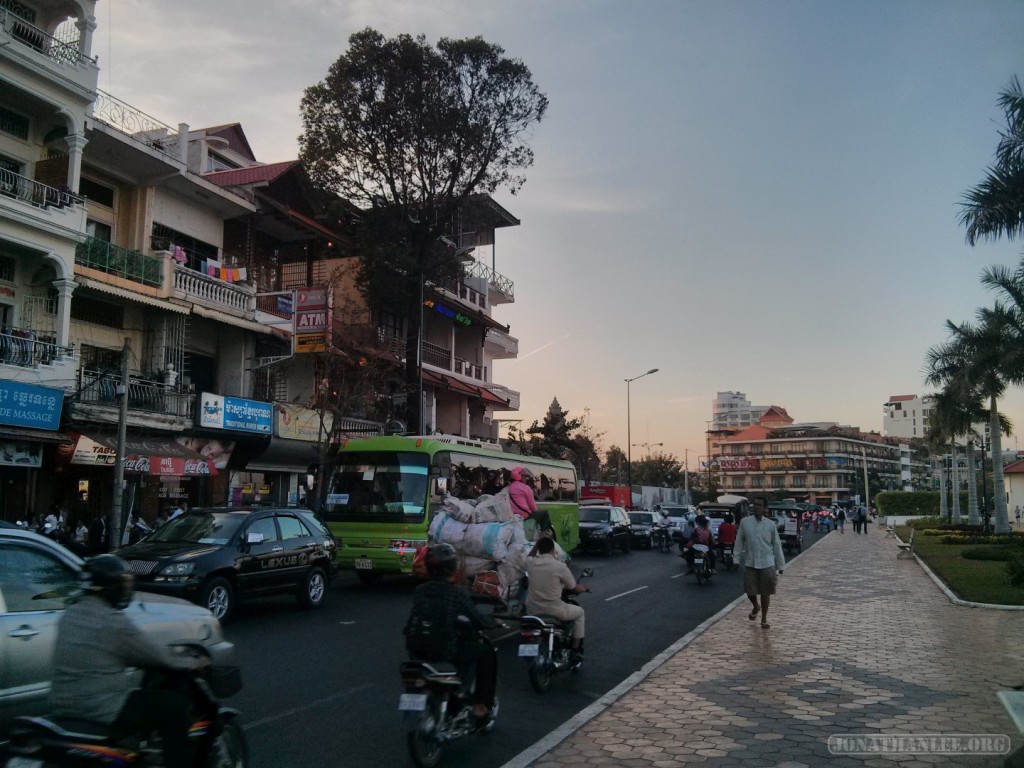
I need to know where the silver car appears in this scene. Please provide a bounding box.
[0,526,234,736]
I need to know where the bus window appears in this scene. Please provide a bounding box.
[322,452,429,523]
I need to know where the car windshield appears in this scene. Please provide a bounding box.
[629,512,654,525]
[144,512,246,546]
[580,508,611,523]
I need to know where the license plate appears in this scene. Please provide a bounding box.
[354,558,373,570]
[518,643,539,657]
[694,558,703,567]
[399,693,427,711]
[6,758,45,768]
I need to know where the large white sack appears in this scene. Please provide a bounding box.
[429,513,517,560]
[460,554,496,577]
[441,495,479,524]
[472,488,513,523]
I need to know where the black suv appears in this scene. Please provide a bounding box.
[118,507,338,621]
[578,505,633,554]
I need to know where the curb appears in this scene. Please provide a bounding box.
[894,532,1024,612]
[498,591,750,768]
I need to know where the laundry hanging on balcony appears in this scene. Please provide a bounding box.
[199,257,248,282]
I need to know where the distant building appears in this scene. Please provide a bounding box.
[882,394,934,439]
[711,391,772,430]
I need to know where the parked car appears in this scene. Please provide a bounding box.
[578,505,633,554]
[0,526,234,736]
[117,506,338,622]
[627,510,657,549]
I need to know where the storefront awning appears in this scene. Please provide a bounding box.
[192,305,277,335]
[77,276,190,314]
[57,432,219,476]
[0,426,74,444]
[245,436,320,474]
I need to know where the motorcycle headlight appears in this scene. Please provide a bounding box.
[159,563,195,577]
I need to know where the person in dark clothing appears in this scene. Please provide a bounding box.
[50,555,206,768]
[87,513,107,554]
[405,544,497,725]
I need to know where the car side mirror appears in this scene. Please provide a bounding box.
[246,532,264,545]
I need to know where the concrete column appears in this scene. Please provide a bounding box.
[77,15,97,61]
[177,123,189,165]
[52,277,78,348]
[64,133,88,192]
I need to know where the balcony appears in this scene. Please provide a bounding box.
[462,259,514,304]
[75,237,163,288]
[422,342,486,382]
[484,327,518,359]
[174,267,254,315]
[0,169,83,209]
[1,9,95,67]
[483,383,520,411]
[91,90,185,165]
[0,168,86,238]
[76,368,194,419]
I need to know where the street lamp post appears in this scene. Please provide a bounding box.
[684,448,691,501]
[625,368,659,504]
[632,441,663,458]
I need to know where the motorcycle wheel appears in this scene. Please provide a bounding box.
[208,719,248,768]
[695,566,704,585]
[528,651,553,693]
[407,710,443,768]
[481,696,499,735]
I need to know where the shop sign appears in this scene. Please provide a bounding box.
[423,298,472,327]
[0,381,63,430]
[123,456,214,476]
[59,433,117,466]
[275,403,332,442]
[294,286,329,353]
[199,393,272,434]
[0,440,42,467]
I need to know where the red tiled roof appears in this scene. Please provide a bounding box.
[1003,459,1024,474]
[720,425,771,442]
[204,161,297,188]
[887,395,916,402]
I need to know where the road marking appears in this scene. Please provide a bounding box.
[671,572,686,579]
[243,683,374,730]
[338,621,356,625]
[604,586,648,602]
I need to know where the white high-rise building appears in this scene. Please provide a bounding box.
[882,394,934,439]
[711,391,770,430]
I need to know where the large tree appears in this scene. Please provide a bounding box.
[299,29,547,432]
[960,76,1024,248]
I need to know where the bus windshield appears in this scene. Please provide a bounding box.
[322,451,430,523]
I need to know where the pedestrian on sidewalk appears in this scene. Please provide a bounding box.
[734,496,785,629]
[1015,505,1021,527]
[836,507,846,533]
[857,505,868,534]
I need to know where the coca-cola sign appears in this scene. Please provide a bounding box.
[122,455,216,476]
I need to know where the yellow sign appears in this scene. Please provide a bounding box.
[295,333,326,353]
[275,403,332,442]
[259,484,271,496]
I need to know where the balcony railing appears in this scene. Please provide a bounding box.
[422,341,452,370]
[92,90,184,163]
[76,237,163,287]
[454,357,485,381]
[0,168,83,209]
[255,291,294,320]
[77,368,194,418]
[174,267,253,314]
[484,327,519,357]
[463,259,514,301]
[1,9,94,66]
[0,329,73,367]
[483,383,520,411]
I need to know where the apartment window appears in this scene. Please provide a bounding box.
[86,220,112,242]
[0,255,14,283]
[792,475,807,488]
[0,106,29,141]
[151,223,218,272]
[750,477,763,488]
[771,477,785,489]
[205,152,240,173]
[0,154,20,174]
[80,177,115,208]
[80,344,124,371]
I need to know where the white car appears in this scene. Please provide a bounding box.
[0,526,235,736]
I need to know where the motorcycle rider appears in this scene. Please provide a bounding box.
[508,466,553,538]
[717,513,737,561]
[49,554,206,768]
[405,543,498,726]
[525,536,590,663]
[653,510,674,548]
[683,514,717,573]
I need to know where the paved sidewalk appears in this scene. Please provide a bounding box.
[513,528,1023,767]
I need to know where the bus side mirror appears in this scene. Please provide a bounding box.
[434,477,447,495]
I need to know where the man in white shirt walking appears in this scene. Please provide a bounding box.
[735,496,786,629]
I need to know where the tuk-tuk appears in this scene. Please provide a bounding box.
[767,502,804,554]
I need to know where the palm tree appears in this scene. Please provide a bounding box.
[924,406,953,521]
[928,387,988,525]
[925,310,1017,533]
[960,76,1024,248]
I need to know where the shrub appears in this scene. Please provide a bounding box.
[962,546,1019,561]
[1007,556,1024,588]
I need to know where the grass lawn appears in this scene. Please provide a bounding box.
[896,526,1024,606]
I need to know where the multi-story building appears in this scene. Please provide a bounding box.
[711,423,902,504]
[711,391,771,430]
[882,394,934,439]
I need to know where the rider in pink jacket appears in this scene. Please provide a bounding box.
[508,466,553,537]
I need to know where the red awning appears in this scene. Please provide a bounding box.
[56,432,218,477]
[422,371,509,406]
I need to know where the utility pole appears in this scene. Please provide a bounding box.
[110,337,130,550]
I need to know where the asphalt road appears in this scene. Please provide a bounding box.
[224,529,826,768]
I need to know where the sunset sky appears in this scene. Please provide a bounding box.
[96,1,1024,462]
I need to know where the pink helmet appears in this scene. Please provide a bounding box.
[510,466,528,481]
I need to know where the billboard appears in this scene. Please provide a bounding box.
[294,286,330,353]
[199,393,273,434]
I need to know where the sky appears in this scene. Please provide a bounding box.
[94,0,1024,464]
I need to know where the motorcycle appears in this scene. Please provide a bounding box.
[518,568,593,693]
[719,542,735,571]
[691,543,713,585]
[652,526,675,553]
[4,645,247,768]
[399,629,499,768]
